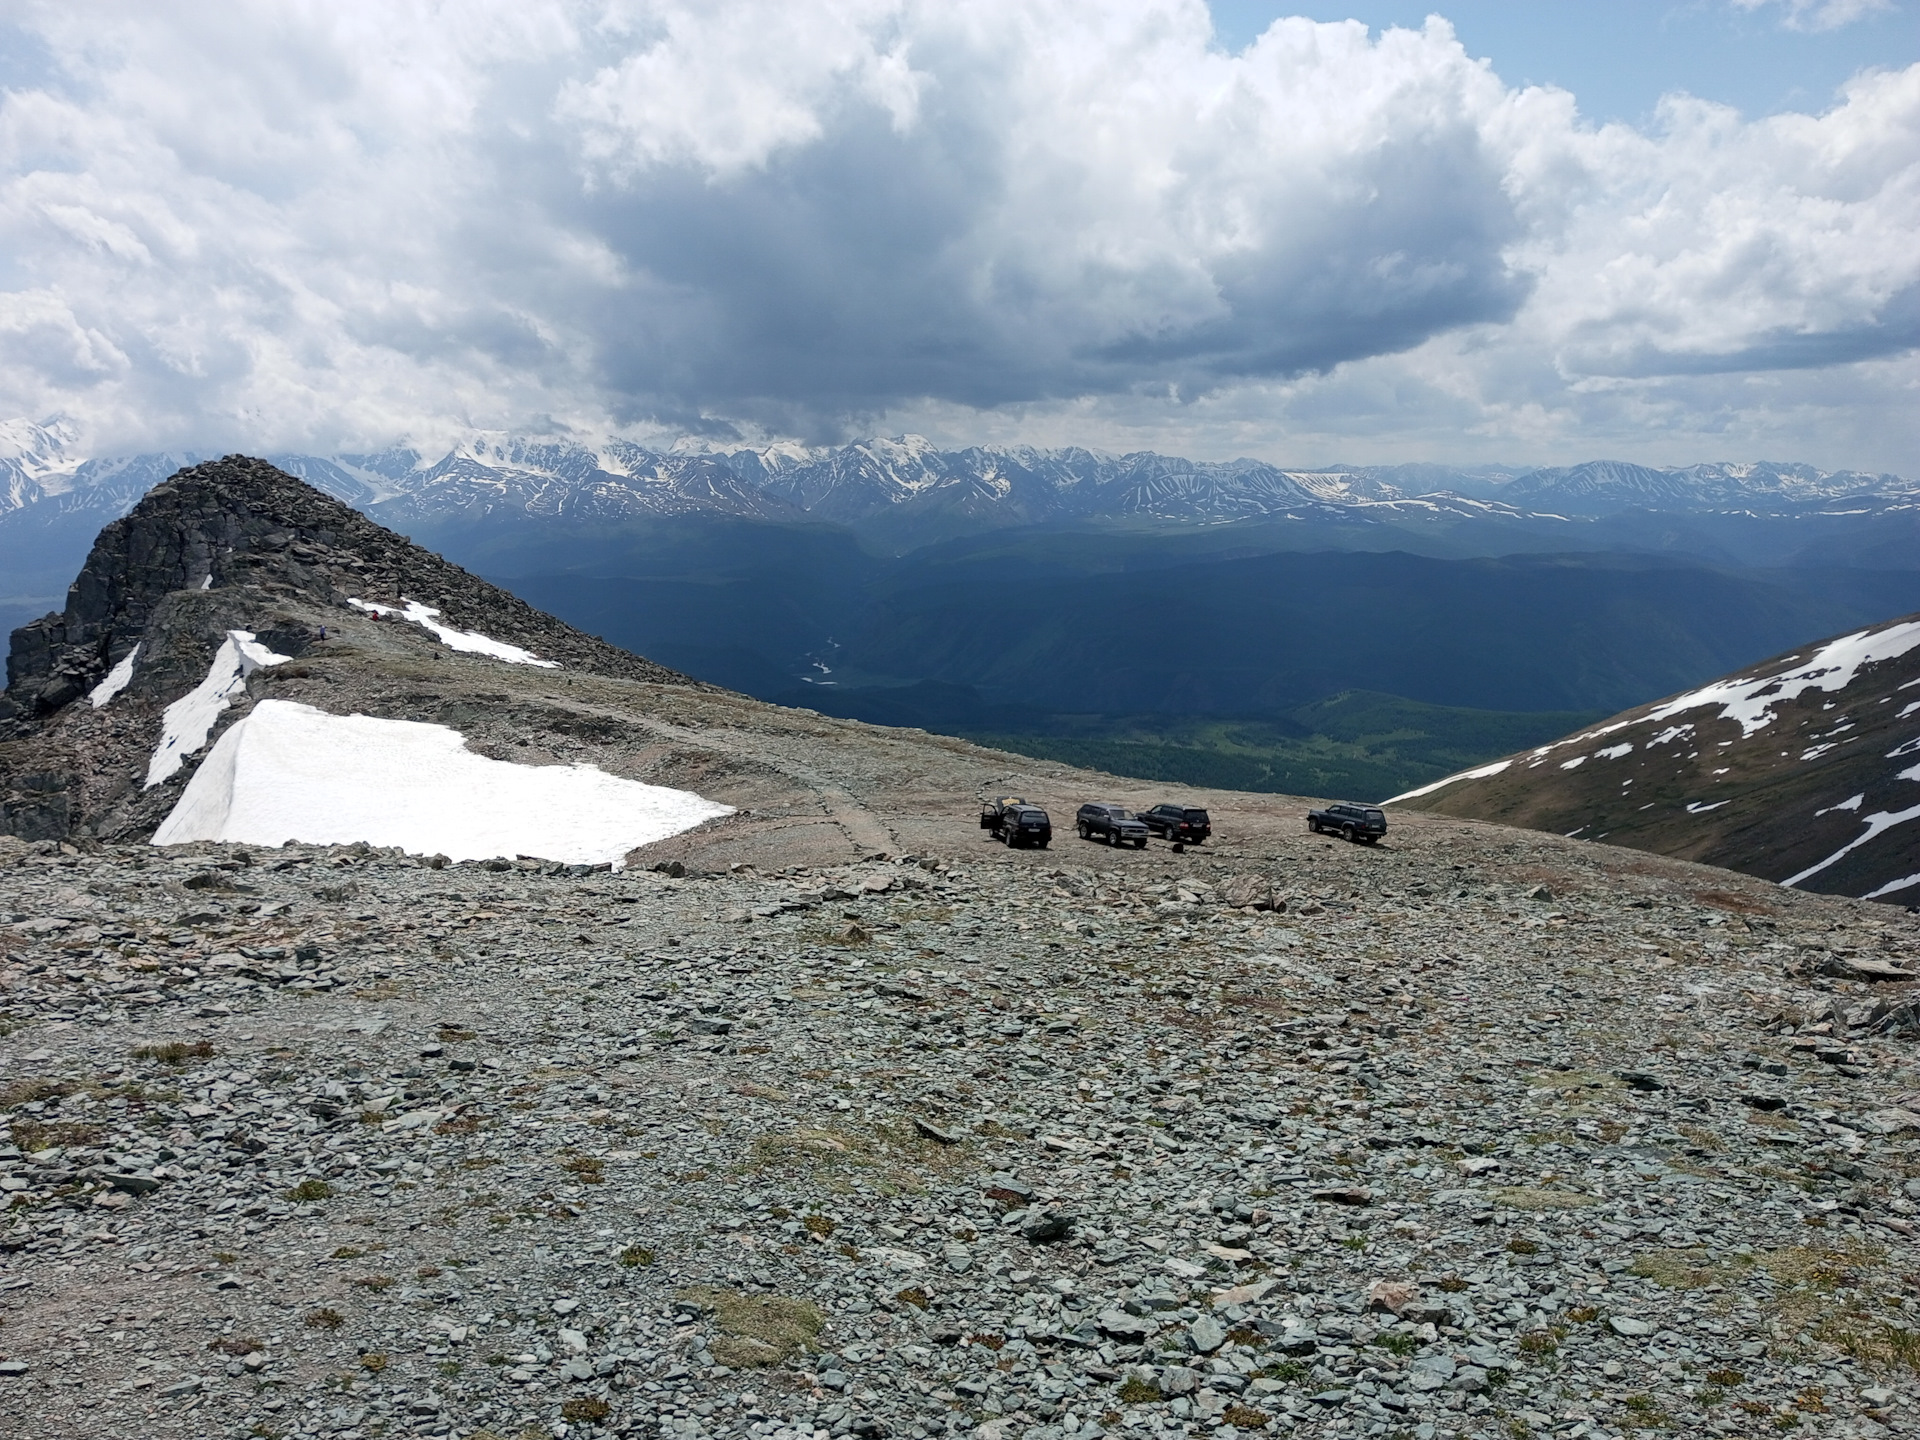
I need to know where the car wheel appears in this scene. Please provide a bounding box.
[1077,823,1090,840]
[1342,824,1356,842]
[1307,819,1319,833]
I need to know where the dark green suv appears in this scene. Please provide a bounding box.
[1307,801,1387,844]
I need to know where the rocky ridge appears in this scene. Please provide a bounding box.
[4,454,697,722]
[0,456,711,843]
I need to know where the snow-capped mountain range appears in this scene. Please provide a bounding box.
[3,419,1911,539]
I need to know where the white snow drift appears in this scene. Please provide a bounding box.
[151,699,730,866]
[145,630,290,788]
[347,598,558,667]
[1384,758,1511,805]
[87,645,137,708]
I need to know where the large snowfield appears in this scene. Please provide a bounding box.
[152,700,731,865]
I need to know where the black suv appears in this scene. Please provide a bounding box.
[1141,804,1210,846]
[980,797,1052,849]
[1307,801,1387,844]
[1076,803,1148,848]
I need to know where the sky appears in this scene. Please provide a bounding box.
[0,1,1915,472]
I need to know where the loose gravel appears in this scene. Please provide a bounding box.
[2,826,1918,1440]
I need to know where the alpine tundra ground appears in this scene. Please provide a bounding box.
[3,801,1919,1440]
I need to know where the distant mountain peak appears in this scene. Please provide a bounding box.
[1,420,1911,557]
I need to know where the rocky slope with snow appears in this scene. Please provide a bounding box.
[3,455,1920,1440]
[1392,616,1920,904]
[0,456,711,845]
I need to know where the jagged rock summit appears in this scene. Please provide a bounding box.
[3,453,688,721]
[1391,612,1920,903]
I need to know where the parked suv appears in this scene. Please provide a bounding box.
[1307,801,1387,844]
[1076,803,1148,848]
[980,797,1053,849]
[1141,803,1211,846]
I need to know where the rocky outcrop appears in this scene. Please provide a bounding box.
[2,454,699,724]
[0,455,721,843]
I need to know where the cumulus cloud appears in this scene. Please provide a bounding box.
[0,0,1914,468]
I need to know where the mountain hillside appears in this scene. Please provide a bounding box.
[1392,613,1920,902]
[5,457,1920,1440]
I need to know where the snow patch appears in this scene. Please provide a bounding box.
[1645,619,1920,739]
[1816,794,1866,816]
[1559,755,1588,770]
[1646,724,1693,747]
[152,700,730,865]
[1525,717,1636,760]
[347,598,558,667]
[1384,758,1510,804]
[145,631,290,788]
[1685,800,1730,813]
[88,646,138,709]
[1866,871,1920,900]
[1783,798,1920,889]
[1595,743,1633,760]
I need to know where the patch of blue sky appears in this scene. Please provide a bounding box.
[1206,1,1917,123]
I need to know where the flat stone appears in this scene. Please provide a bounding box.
[1159,1366,1199,1396]
[1188,1315,1228,1353]
[1096,1310,1155,1344]
[1309,1186,1372,1206]
[1210,1279,1277,1308]
[1366,1279,1418,1314]
[1020,1210,1075,1243]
